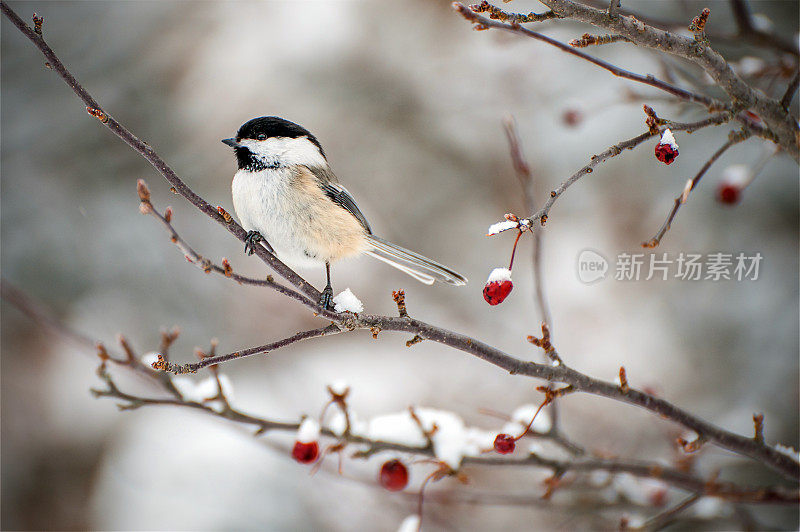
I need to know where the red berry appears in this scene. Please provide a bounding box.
[483,279,513,305]
[292,441,319,464]
[654,143,678,165]
[562,109,583,127]
[379,459,409,491]
[493,433,516,454]
[716,182,740,204]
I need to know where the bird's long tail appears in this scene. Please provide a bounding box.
[365,235,467,286]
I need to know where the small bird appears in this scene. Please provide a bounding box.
[223,116,467,309]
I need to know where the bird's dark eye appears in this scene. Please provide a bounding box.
[256,133,267,140]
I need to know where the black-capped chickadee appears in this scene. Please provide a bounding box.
[222,116,467,309]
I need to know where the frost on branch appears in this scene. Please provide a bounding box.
[140,351,162,371]
[397,514,420,532]
[297,417,321,443]
[332,288,363,313]
[363,408,494,470]
[172,374,234,411]
[486,220,518,235]
[774,443,800,462]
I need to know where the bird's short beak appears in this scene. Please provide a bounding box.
[221,138,239,147]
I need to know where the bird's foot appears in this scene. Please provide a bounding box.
[244,231,273,255]
[319,285,334,311]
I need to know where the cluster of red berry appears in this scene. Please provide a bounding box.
[292,430,409,491]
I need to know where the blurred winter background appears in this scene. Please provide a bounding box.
[2,0,798,530]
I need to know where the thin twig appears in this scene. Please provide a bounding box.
[579,0,798,56]
[780,69,799,110]
[524,112,733,230]
[531,0,799,160]
[455,3,722,109]
[636,492,702,531]
[642,131,751,248]
[0,1,328,309]
[4,282,798,504]
[157,324,343,374]
[502,116,551,329]
[137,184,316,308]
[607,0,620,18]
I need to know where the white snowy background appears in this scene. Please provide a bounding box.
[2,0,798,530]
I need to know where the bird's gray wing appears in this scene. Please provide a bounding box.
[305,165,372,234]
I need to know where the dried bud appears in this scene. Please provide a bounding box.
[493,433,516,454]
[164,207,173,223]
[379,459,409,491]
[217,206,233,223]
[136,179,151,202]
[32,13,43,35]
[654,129,679,165]
[86,107,108,123]
[96,343,110,361]
[483,268,513,305]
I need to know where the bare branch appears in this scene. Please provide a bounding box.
[579,0,798,55]
[5,282,798,504]
[0,1,327,307]
[633,492,701,531]
[642,131,751,248]
[137,184,316,308]
[469,1,560,23]
[155,324,343,374]
[502,116,551,329]
[454,3,722,109]
[533,0,799,160]
[570,33,631,48]
[525,112,734,230]
[780,69,799,110]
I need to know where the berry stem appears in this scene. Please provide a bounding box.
[507,230,524,270]
[513,396,551,441]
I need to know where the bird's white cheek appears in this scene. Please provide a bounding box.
[239,137,326,167]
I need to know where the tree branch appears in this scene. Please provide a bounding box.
[532,0,799,161]
[454,3,722,109]
[5,283,797,506]
[643,131,752,248]
[523,112,734,230]
[0,1,326,307]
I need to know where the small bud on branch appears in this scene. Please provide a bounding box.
[31,13,43,35]
[753,413,764,444]
[392,290,408,318]
[86,106,108,123]
[569,33,630,48]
